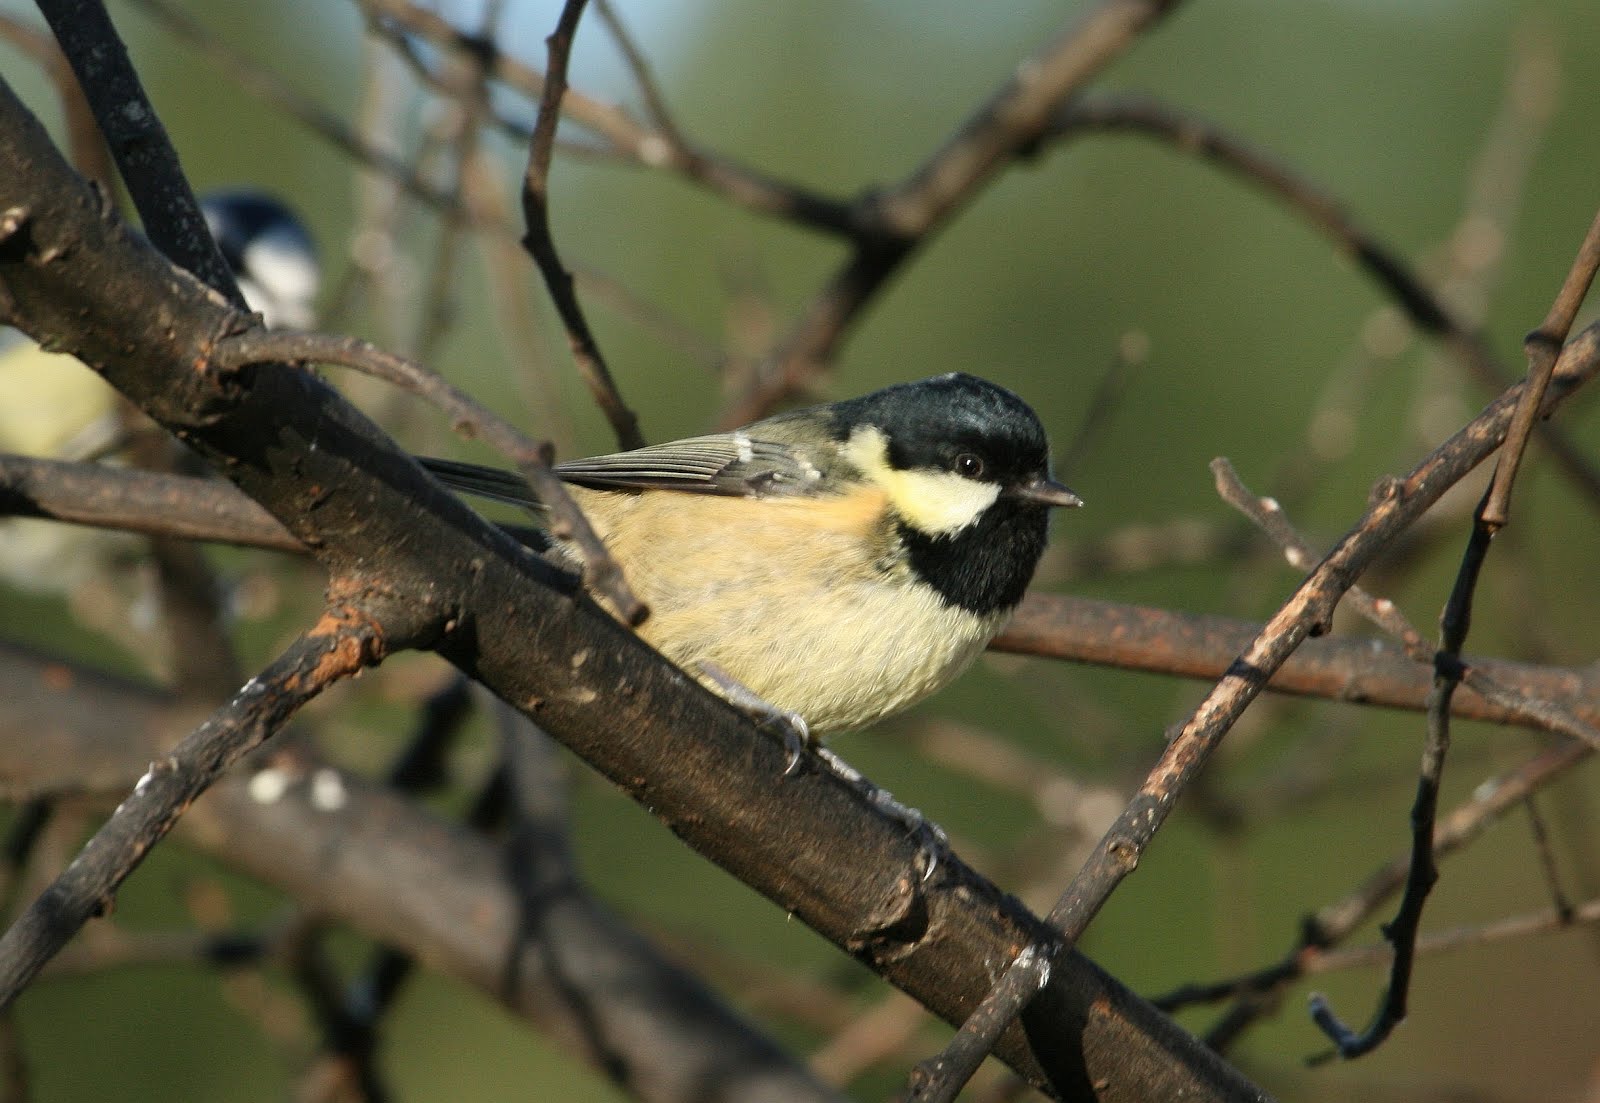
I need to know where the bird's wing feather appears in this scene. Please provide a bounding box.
[554,434,821,496]
[419,434,823,508]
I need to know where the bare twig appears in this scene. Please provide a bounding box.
[593,0,682,145]
[1522,796,1574,922]
[729,0,1187,429]
[1212,459,1425,647]
[1057,331,1147,474]
[0,612,381,1009]
[1313,897,1600,976]
[1482,206,1600,525]
[909,316,1600,1099]
[208,327,645,624]
[520,0,645,452]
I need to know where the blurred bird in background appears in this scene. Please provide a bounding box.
[0,190,319,603]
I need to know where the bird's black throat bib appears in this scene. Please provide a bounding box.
[898,503,1048,617]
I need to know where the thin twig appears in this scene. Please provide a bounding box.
[0,613,381,1009]
[593,0,682,144]
[1482,206,1600,525]
[1212,459,1425,648]
[1309,897,1600,975]
[1522,796,1574,922]
[208,327,645,624]
[1056,331,1147,475]
[520,0,645,452]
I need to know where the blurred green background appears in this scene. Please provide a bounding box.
[4,0,1600,1099]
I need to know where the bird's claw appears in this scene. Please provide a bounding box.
[696,663,943,882]
[697,662,813,769]
[816,747,945,882]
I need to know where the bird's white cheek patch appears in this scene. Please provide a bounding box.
[845,426,1000,536]
[884,469,1000,534]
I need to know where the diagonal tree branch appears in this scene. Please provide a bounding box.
[908,313,1600,1094]
[0,68,1263,1103]
[0,613,381,1008]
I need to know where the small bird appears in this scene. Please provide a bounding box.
[200,190,321,331]
[423,372,1080,738]
[0,190,319,597]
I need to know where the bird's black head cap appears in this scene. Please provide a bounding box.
[827,374,1063,617]
[828,372,1052,484]
[199,190,317,276]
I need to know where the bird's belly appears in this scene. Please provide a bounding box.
[642,573,1003,735]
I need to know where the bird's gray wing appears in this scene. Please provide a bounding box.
[419,434,822,508]
[553,434,822,496]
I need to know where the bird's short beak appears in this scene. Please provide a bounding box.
[1008,477,1083,509]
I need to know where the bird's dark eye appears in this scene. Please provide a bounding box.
[953,453,985,479]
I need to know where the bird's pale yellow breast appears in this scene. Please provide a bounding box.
[563,483,1002,733]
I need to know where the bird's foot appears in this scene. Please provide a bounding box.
[696,664,944,881]
[815,746,946,882]
[696,662,811,773]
